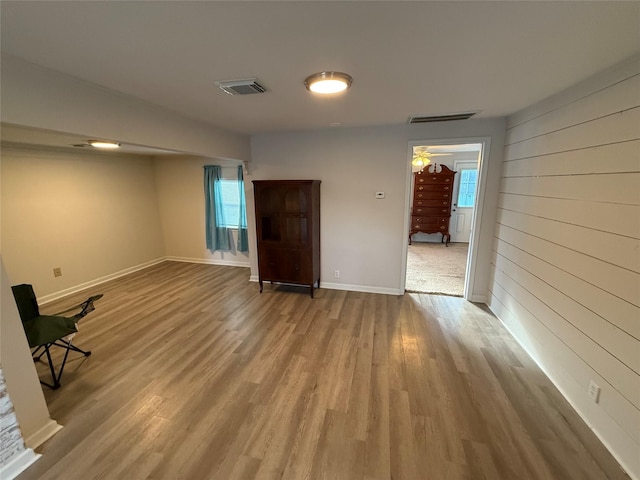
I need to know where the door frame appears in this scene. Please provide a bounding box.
[401,136,492,301]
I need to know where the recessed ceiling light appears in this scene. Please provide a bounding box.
[88,140,120,149]
[305,72,352,94]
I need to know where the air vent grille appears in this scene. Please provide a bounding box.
[408,112,477,123]
[216,78,267,95]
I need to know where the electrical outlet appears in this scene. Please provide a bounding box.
[334,270,340,278]
[587,380,601,403]
[53,267,62,278]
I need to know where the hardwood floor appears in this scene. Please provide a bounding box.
[18,261,628,479]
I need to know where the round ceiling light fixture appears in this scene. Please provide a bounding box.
[304,71,353,94]
[88,140,121,149]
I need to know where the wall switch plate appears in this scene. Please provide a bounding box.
[375,192,385,199]
[587,380,601,403]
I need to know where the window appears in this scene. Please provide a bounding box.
[218,179,241,228]
[457,169,478,208]
[204,164,248,253]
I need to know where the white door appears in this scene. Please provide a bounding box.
[450,161,478,243]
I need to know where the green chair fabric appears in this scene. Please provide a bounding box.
[11,283,103,389]
[11,284,78,348]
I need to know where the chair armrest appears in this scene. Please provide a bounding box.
[54,294,104,318]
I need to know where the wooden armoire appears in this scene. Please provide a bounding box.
[409,164,456,246]
[253,180,321,298]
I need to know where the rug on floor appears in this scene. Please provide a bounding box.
[405,242,468,296]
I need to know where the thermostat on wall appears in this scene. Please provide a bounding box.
[375,192,385,199]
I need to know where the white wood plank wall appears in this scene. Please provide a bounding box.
[488,55,640,479]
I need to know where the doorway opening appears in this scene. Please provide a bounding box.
[404,141,485,297]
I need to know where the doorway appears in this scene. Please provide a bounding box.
[403,140,485,298]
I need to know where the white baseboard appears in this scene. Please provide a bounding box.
[467,294,487,303]
[24,418,62,449]
[165,256,250,268]
[39,257,250,305]
[39,258,166,305]
[0,448,41,480]
[248,277,402,296]
[320,281,402,296]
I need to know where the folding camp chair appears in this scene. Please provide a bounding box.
[11,284,103,389]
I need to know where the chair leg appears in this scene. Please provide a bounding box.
[33,340,91,390]
[41,345,62,390]
[53,339,92,357]
[32,345,47,361]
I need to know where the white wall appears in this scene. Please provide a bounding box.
[1,146,165,299]
[248,119,505,297]
[488,55,640,478]
[154,155,250,267]
[0,53,250,162]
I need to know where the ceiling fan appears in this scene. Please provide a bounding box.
[411,146,452,173]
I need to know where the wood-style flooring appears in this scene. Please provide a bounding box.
[18,261,629,479]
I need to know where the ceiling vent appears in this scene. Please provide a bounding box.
[216,78,267,95]
[408,112,477,124]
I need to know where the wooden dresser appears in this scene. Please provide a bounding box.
[253,180,321,298]
[409,164,456,246]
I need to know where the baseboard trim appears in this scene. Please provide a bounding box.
[0,448,41,480]
[467,294,487,303]
[39,258,166,305]
[248,277,402,296]
[39,257,250,305]
[321,281,403,296]
[165,256,250,268]
[24,418,63,449]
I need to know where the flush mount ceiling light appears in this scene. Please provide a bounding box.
[88,140,120,149]
[304,71,353,94]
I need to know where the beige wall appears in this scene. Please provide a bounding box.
[1,146,165,299]
[488,55,640,477]
[154,155,250,267]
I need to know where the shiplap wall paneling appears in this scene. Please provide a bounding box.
[507,73,640,145]
[488,256,639,441]
[502,139,639,177]
[488,57,640,479]
[497,208,639,283]
[491,236,639,409]
[505,106,639,161]
[497,192,640,239]
[487,273,640,477]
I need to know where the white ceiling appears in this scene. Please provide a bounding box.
[1,1,639,137]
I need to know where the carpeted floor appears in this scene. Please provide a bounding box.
[405,241,468,296]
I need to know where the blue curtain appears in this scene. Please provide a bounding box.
[237,165,249,252]
[204,165,233,252]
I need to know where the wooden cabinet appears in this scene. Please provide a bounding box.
[253,180,321,298]
[409,164,456,246]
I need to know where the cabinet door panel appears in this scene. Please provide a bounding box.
[284,216,308,245]
[259,247,310,283]
[260,216,281,242]
[284,188,307,213]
